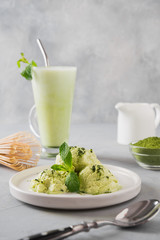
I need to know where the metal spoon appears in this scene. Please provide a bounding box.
[20,199,160,240]
[37,38,49,67]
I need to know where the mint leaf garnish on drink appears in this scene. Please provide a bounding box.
[51,142,80,193]
[17,53,37,80]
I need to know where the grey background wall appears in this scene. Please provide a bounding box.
[0,0,160,125]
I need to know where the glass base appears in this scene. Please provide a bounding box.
[136,161,160,170]
[41,147,59,159]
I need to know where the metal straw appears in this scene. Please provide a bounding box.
[36,39,49,67]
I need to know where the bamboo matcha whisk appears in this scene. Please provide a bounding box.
[0,131,41,171]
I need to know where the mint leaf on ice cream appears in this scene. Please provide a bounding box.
[65,171,80,192]
[51,164,67,171]
[60,142,72,169]
[51,142,80,193]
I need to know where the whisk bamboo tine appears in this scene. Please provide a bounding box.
[0,131,41,171]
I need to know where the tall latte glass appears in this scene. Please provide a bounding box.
[29,67,76,157]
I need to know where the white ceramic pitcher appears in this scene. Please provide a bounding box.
[115,103,160,145]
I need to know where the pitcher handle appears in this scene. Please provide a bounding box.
[29,105,40,138]
[151,103,160,128]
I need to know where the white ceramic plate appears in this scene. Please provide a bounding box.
[9,164,141,209]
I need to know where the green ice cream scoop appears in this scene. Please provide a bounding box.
[56,146,101,172]
[31,145,121,195]
[30,168,68,194]
[79,164,121,195]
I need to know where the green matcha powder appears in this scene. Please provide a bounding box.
[131,137,160,166]
[133,137,160,149]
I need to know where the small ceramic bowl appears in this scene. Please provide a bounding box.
[129,144,160,170]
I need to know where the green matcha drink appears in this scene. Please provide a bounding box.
[31,67,76,150]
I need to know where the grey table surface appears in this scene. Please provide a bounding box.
[0,123,160,240]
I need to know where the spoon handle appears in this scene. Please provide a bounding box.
[19,220,113,240]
